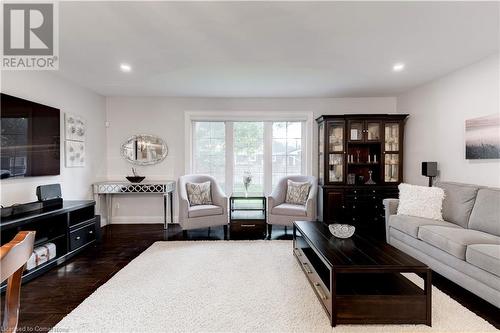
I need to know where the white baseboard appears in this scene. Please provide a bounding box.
[102,216,179,225]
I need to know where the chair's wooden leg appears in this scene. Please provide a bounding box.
[2,266,24,333]
[223,225,228,240]
[267,224,272,239]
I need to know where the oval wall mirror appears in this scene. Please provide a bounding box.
[121,134,168,166]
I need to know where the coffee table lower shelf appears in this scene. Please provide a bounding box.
[293,222,431,327]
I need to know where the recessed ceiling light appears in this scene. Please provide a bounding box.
[392,63,405,72]
[120,63,132,72]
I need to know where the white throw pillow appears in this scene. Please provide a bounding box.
[285,180,311,205]
[186,181,212,206]
[397,183,445,220]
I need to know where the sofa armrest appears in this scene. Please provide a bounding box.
[383,198,399,242]
[383,198,399,216]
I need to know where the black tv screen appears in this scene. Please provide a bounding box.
[1,93,60,179]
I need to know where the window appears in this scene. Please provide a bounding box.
[192,122,225,188]
[190,115,310,195]
[233,122,264,193]
[272,122,302,187]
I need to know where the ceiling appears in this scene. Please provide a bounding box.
[57,1,499,97]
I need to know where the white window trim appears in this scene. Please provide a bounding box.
[185,111,314,191]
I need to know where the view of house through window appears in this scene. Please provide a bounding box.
[272,122,302,187]
[233,122,264,193]
[192,120,304,194]
[192,122,226,188]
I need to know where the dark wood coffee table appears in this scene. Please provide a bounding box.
[293,221,431,327]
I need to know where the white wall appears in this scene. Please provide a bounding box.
[397,54,500,187]
[1,71,107,206]
[106,97,396,223]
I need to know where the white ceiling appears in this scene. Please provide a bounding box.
[57,1,499,97]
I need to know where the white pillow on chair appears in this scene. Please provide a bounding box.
[285,180,311,205]
[397,183,445,220]
[186,181,212,206]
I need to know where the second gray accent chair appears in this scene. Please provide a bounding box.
[178,174,228,238]
[384,181,500,308]
[267,175,317,238]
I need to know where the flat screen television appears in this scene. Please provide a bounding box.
[1,93,60,179]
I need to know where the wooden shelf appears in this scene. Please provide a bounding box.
[347,163,380,166]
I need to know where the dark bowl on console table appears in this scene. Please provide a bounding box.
[126,176,145,183]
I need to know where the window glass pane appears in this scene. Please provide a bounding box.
[193,122,225,189]
[272,122,303,189]
[233,122,264,194]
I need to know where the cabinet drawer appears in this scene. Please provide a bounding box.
[230,220,266,234]
[69,222,96,251]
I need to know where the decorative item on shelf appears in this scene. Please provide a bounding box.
[373,154,377,163]
[356,150,360,163]
[358,175,364,184]
[242,171,253,196]
[350,129,359,141]
[126,167,145,183]
[329,224,355,238]
[347,173,356,185]
[365,170,376,185]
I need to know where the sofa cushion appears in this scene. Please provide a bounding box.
[188,204,222,218]
[389,214,461,238]
[272,203,307,217]
[466,244,500,277]
[418,226,500,259]
[397,183,444,220]
[468,188,500,237]
[389,227,500,294]
[435,182,480,228]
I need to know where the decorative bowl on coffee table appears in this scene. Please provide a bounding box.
[329,224,355,238]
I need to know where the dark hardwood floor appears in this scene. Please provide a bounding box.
[3,224,499,332]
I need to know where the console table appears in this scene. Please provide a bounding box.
[93,181,176,229]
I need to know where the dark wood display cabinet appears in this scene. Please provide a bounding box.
[317,114,408,236]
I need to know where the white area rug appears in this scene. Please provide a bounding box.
[52,241,496,333]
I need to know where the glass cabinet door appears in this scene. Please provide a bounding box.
[329,154,344,183]
[366,122,381,142]
[328,122,344,152]
[318,122,325,184]
[384,154,399,182]
[385,123,400,151]
[384,123,401,182]
[348,121,364,142]
[327,121,344,183]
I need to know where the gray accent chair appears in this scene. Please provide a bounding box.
[384,181,500,308]
[267,175,317,238]
[178,174,228,238]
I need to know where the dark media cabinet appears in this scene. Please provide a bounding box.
[0,200,100,292]
[317,114,408,236]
